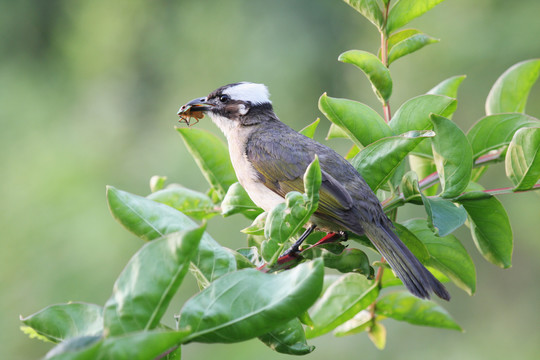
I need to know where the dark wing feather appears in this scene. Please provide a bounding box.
[245,127,354,226]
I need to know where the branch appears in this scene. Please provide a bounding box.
[419,150,505,190]
[483,183,540,195]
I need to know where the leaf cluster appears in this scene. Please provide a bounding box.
[20,0,540,357]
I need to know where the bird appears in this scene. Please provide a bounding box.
[177,82,450,301]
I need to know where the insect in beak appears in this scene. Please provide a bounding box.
[178,105,204,126]
[177,97,212,127]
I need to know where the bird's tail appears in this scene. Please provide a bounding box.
[362,221,450,301]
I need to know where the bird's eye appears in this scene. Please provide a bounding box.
[219,94,230,103]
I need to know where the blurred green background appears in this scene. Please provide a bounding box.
[1,0,539,359]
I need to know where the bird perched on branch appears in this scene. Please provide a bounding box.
[178,82,450,301]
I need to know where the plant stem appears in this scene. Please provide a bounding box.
[371,1,393,321]
[483,183,540,195]
[381,181,540,213]
[383,103,392,123]
[380,14,391,123]
[369,259,385,319]
[418,149,506,190]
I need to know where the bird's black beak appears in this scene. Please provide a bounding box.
[177,97,214,116]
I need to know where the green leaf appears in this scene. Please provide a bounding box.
[389,94,457,137]
[20,303,103,343]
[333,310,373,337]
[322,248,373,276]
[233,247,261,269]
[505,127,540,190]
[98,330,186,360]
[458,193,513,268]
[387,0,447,34]
[241,212,267,236]
[299,118,321,139]
[149,175,167,193]
[380,267,406,289]
[467,113,540,160]
[394,223,430,262]
[258,318,314,355]
[298,311,314,328]
[420,195,467,236]
[486,59,540,115]
[264,157,321,259]
[343,0,384,30]
[367,322,386,350]
[147,187,218,221]
[304,156,322,202]
[306,273,379,338]
[351,130,435,191]
[430,114,473,198]
[408,155,438,195]
[108,185,194,241]
[427,75,467,99]
[338,50,393,103]
[399,170,423,203]
[177,127,237,199]
[178,259,324,343]
[345,144,361,160]
[326,123,349,140]
[234,247,262,268]
[304,247,373,276]
[402,219,476,295]
[375,292,461,330]
[46,330,188,360]
[319,94,392,148]
[220,182,263,219]
[45,335,102,359]
[104,226,204,336]
[387,29,439,65]
[107,187,237,284]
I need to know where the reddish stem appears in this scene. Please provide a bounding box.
[258,232,344,272]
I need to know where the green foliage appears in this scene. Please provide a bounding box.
[505,127,540,190]
[178,260,324,343]
[299,118,321,139]
[387,29,439,65]
[430,114,473,198]
[220,182,263,219]
[375,292,461,330]
[262,157,321,262]
[401,219,476,295]
[386,0,447,34]
[257,318,315,355]
[339,50,393,103]
[319,94,391,147]
[485,59,540,115]
[20,303,103,343]
[467,113,540,160]
[148,187,218,221]
[103,227,205,336]
[306,273,379,338]
[350,130,435,191]
[177,128,237,200]
[20,0,540,358]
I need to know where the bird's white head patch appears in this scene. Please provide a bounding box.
[223,82,271,105]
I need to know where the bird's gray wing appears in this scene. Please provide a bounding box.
[245,133,354,224]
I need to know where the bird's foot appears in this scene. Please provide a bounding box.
[311,231,346,247]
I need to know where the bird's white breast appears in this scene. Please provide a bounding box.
[210,114,284,211]
[229,136,284,212]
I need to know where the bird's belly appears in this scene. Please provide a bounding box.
[227,140,285,212]
[241,179,285,211]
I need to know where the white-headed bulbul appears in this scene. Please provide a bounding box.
[178,82,450,301]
